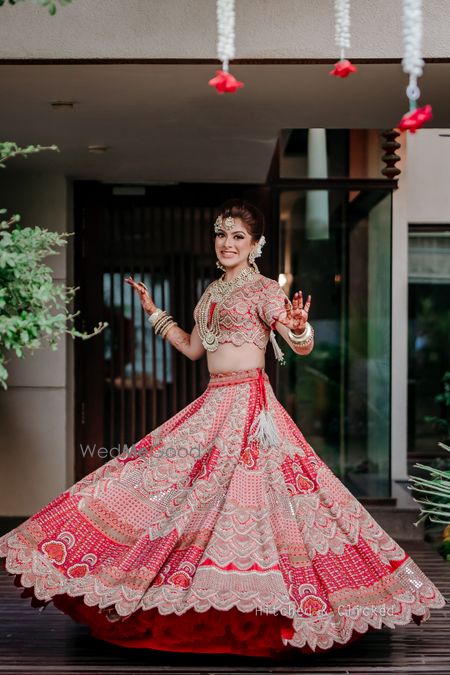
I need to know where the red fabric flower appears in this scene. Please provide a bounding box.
[208,69,245,94]
[398,104,433,133]
[329,59,357,78]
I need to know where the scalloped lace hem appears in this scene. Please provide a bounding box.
[1,535,446,654]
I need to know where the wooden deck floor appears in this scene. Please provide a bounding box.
[1,539,449,675]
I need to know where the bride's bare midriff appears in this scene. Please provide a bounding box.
[206,342,266,374]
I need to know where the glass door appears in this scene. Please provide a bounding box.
[277,188,392,498]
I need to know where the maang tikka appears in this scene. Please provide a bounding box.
[214,215,266,272]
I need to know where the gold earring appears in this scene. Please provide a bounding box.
[216,259,226,271]
[247,251,259,273]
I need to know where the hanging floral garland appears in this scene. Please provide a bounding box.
[398,0,432,132]
[330,0,357,78]
[208,0,244,93]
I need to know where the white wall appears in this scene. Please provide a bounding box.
[0,172,74,515]
[406,130,450,223]
[0,0,448,59]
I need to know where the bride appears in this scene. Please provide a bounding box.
[0,199,445,659]
[126,199,314,375]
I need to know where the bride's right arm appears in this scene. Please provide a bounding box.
[125,276,206,362]
[160,282,212,361]
[162,323,205,361]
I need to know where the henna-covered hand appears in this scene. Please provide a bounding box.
[273,291,311,334]
[124,276,156,315]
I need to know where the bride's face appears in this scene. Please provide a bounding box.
[214,217,255,268]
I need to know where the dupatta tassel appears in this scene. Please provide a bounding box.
[248,370,281,450]
[270,328,286,365]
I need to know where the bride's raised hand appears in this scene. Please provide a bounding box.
[125,276,156,315]
[274,291,311,334]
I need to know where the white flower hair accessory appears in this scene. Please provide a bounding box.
[253,235,266,258]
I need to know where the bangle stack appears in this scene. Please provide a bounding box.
[287,321,314,349]
[148,308,178,338]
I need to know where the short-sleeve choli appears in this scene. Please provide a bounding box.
[193,273,291,352]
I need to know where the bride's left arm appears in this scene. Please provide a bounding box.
[274,318,314,355]
[259,280,314,356]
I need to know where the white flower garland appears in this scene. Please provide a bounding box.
[402,0,425,101]
[216,0,235,73]
[334,0,351,60]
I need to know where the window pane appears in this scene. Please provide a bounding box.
[408,228,450,466]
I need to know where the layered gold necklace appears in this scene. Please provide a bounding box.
[197,265,258,351]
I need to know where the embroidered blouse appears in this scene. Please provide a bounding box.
[193,273,291,353]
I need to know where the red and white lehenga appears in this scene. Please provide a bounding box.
[0,273,446,658]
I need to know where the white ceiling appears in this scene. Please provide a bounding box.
[1,63,449,183]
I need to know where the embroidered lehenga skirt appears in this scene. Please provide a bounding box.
[0,366,446,657]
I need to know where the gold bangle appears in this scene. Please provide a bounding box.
[154,316,173,335]
[160,321,178,338]
[153,313,172,331]
[148,308,165,326]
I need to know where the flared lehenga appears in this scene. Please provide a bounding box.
[0,366,446,657]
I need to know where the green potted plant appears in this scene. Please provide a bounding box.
[0,142,107,390]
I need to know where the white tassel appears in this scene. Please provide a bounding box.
[270,328,286,365]
[248,406,281,449]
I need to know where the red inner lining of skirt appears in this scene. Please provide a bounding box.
[3,563,381,658]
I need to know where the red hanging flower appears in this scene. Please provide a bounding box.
[398,104,433,133]
[208,69,244,94]
[329,59,357,78]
